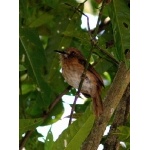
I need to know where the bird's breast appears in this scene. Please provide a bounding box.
[61,59,97,96]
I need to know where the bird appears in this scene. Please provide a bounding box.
[55,47,104,117]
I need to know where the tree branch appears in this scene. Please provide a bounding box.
[81,61,130,150]
[103,84,130,149]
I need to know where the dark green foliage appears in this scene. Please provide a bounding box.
[19,0,130,149]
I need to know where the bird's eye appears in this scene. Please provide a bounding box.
[70,51,76,56]
[71,51,75,55]
[68,51,76,58]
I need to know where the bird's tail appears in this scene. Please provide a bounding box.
[92,93,103,118]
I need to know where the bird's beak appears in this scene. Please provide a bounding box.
[54,50,68,55]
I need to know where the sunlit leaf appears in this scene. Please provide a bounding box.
[44,128,54,150]
[19,118,44,134]
[21,83,36,95]
[51,106,95,150]
[19,64,27,71]
[117,126,130,141]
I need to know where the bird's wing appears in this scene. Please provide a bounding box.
[78,58,104,87]
[88,64,104,87]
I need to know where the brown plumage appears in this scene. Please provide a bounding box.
[55,47,104,117]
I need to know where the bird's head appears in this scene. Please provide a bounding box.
[54,47,84,59]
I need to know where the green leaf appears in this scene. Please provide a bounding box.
[42,100,64,126]
[19,0,28,19]
[19,118,44,134]
[62,30,90,48]
[44,128,54,150]
[25,130,45,150]
[29,14,54,28]
[19,64,27,71]
[21,83,36,95]
[108,0,130,61]
[51,106,95,150]
[74,100,90,113]
[22,92,45,118]
[20,27,52,107]
[117,126,130,141]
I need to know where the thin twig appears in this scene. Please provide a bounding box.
[68,93,79,125]
[93,0,106,37]
[19,86,71,149]
[68,14,95,125]
[65,2,92,39]
[94,44,119,65]
[91,18,110,35]
[68,44,95,125]
[19,130,33,150]
[65,2,96,125]
[65,1,117,125]
[46,86,71,117]
[66,2,102,125]
[65,2,118,66]
[92,0,119,65]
